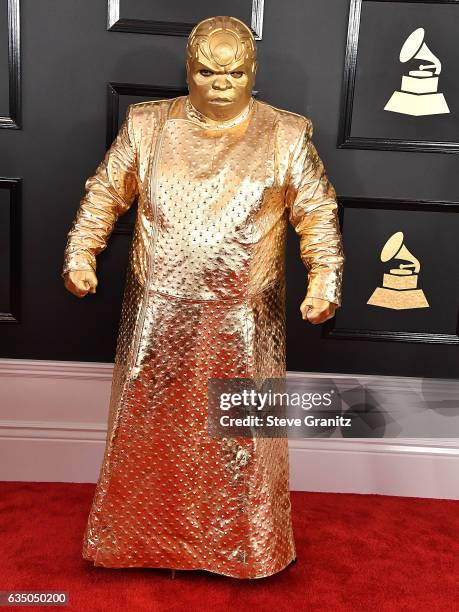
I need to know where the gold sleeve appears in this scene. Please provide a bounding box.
[286,119,345,307]
[61,104,138,278]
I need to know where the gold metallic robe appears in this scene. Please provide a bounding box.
[62,95,344,578]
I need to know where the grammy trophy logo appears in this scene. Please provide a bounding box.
[367,231,429,310]
[384,27,450,116]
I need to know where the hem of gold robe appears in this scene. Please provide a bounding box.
[81,552,297,580]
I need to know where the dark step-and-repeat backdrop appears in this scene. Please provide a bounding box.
[0,0,458,377]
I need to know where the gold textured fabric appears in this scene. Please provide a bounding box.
[62,95,344,578]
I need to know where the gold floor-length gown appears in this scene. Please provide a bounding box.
[62,95,344,578]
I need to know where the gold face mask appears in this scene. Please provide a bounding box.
[186,16,257,121]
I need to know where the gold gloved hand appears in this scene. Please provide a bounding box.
[300,296,337,324]
[63,270,98,299]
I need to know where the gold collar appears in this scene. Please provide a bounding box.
[184,96,254,130]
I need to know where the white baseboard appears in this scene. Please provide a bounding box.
[1,359,458,499]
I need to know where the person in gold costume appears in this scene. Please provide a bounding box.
[62,16,344,579]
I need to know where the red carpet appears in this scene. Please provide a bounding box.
[0,483,458,611]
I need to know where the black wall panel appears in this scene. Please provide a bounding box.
[0,0,457,378]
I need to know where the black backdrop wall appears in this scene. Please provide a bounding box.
[0,0,458,378]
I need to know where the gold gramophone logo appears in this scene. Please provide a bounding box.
[367,231,429,310]
[384,27,450,116]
